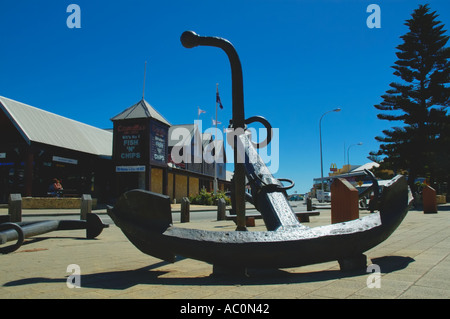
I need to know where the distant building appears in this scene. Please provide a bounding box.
[0,96,230,204]
[167,123,228,201]
[0,96,113,203]
[312,162,380,197]
[111,99,171,197]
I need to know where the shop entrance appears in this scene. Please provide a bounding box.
[115,171,146,196]
[0,163,23,203]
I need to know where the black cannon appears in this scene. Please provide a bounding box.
[108,31,412,273]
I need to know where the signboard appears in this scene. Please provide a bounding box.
[0,153,6,159]
[116,165,146,173]
[114,120,148,165]
[330,163,338,172]
[150,122,168,165]
[113,118,169,167]
[53,156,78,165]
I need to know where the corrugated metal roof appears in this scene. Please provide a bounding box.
[0,96,113,157]
[352,162,380,172]
[111,99,171,126]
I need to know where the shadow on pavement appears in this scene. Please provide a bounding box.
[4,256,415,291]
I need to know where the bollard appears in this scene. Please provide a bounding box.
[181,197,190,223]
[306,197,312,211]
[8,194,22,223]
[246,217,255,227]
[80,194,92,220]
[217,198,226,221]
[422,185,437,214]
[331,178,359,224]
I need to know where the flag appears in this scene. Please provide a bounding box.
[198,106,206,117]
[216,89,223,109]
[212,118,222,126]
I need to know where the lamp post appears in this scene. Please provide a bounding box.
[319,108,341,202]
[347,142,363,172]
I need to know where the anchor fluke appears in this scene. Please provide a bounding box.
[109,190,175,263]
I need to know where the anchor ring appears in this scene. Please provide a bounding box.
[258,178,295,192]
[245,116,273,149]
[0,223,25,254]
[276,178,295,191]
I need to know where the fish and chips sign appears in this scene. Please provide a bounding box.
[115,121,147,163]
[113,119,168,172]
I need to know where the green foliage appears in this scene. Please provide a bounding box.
[371,4,450,192]
[189,189,231,206]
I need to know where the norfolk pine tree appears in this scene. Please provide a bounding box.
[371,4,450,196]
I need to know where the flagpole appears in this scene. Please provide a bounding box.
[214,83,218,195]
[142,61,147,100]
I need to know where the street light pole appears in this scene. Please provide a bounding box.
[347,142,363,172]
[319,108,341,202]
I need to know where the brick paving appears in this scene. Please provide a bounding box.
[1,203,449,300]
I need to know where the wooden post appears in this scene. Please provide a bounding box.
[422,185,437,214]
[147,165,152,191]
[306,197,312,211]
[331,178,359,224]
[181,197,190,223]
[246,217,255,227]
[163,168,168,196]
[8,194,22,223]
[24,150,34,197]
[217,197,226,221]
[80,194,92,220]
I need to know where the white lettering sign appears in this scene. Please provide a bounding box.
[53,156,78,165]
[115,166,146,173]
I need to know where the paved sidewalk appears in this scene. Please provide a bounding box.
[0,203,449,299]
[0,202,236,216]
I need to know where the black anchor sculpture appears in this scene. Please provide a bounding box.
[108,31,412,273]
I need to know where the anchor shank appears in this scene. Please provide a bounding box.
[237,133,303,230]
[181,31,247,230]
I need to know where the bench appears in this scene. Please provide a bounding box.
[62,189,82,198]
[226,210,320,225]
[20,197,97,209]
[295,211,320,222]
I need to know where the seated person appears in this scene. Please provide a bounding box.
[48,178,64,197]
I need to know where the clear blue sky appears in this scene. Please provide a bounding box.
[1,0,449,194]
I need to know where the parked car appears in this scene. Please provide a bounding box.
[317,190,331,202]
[289,194,303,201]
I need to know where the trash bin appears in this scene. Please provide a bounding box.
[331,178,359,223]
